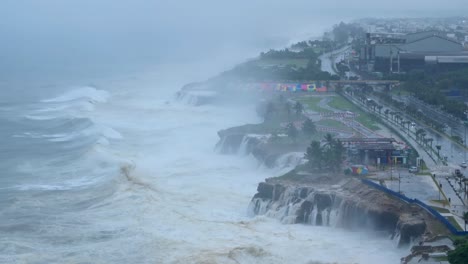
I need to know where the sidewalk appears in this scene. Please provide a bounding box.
[343,92,438,167]
[343,92,468,231]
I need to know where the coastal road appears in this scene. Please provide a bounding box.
[319,46,351,75]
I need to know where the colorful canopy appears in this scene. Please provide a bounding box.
[245,82,328,92]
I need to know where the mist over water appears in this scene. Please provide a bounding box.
[0,73,406,263]
[2,1,467,263]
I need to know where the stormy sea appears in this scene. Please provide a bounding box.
[0,63,409,264]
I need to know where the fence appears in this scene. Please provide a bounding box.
[361,179,468,236]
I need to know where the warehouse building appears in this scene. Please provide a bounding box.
[360,31,468,73]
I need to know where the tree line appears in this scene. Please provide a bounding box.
[305,134,345,172]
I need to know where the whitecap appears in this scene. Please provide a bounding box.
[42,86,110,103]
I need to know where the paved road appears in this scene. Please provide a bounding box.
[345,92,468,229]
[319,46,351,75]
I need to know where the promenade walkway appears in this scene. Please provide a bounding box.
[342,92,468,231]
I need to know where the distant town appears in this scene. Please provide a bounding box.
[180,16,468,264]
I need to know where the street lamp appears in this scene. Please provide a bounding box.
[438,181,442,202]
[398,171,401,194]
[464,120,468,162]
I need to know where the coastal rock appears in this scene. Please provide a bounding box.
[253,182,274,200]
[397,214,427,246]
[216,131,265,155]
[249,178,446,246]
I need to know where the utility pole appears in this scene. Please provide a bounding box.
[398,171,401,194]
[397,51,400,74]
[390,158,393,180]
[439,181,442,202]
[389,49,393,73]
[464,111,468,162]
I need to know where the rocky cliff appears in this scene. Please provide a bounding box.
[249,177,446,247]
[216,131,306,168]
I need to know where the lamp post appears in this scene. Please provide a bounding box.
[438,181,442,202]
[398,171,401,194]
[436,145,441,161]
[464,120,468,162]
[464,110,468,162]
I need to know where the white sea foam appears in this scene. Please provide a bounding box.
[1,78,407,264]
[42,86,110,103]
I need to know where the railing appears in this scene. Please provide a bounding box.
[361,179,468,236]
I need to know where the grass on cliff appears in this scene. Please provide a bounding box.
[446,216,464,231]
[328,96,380,131]
[430,206,450,213]
[275,168,304,181]
[296,96,332,113]
[316,119,352,131]
[254,58,309,69]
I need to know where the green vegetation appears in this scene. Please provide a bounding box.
[328,95,358,111]
[389,87,411,96]
[227,96,326,150]
[275,164,309,181]
[356,114,380,131]
[254,58,309,69]
[329,96,380,131]
[432,256,448,261]
[446,216,463,231]
[305,134,345,172]
[448,236,468,264]
[388,68,468,120]
[297,96,332,113]
[316,119,350,131]
[302,118,317,137]
[430,206,450,213]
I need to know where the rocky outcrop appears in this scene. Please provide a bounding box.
[250,178,442,247]
[216,129,306,169]
[397,214,427,245]
[215,132,264,155]
[176,88,217,106]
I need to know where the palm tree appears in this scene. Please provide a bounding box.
[405,121,411,134]
[420,132,427,145]
[377,105,383,115]
[436,145,442,157]
[384,109,390,119]
[302,118,317,137]
[294,102,304,117]
[287,122,298,143]
[323,133,334,147]
[305,141,323,170]
[426,138,434,150]
[416,128,425,142]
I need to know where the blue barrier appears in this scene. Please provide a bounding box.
[361,179,468,236]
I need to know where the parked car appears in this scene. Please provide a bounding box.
[409,166,418,173]
[460,162,467,168]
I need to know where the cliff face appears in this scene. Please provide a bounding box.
[216,132,306,168]
[215,132,263,155]
[250,178,433,247]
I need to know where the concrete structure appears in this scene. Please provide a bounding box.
[361,31,467,73]
[340,137,409,166]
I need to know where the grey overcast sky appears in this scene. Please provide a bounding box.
[1,0,467,81]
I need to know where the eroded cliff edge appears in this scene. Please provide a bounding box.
[249,175,450,247]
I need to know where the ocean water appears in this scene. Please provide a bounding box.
[0,2,435,261]
[0,67,409,263]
